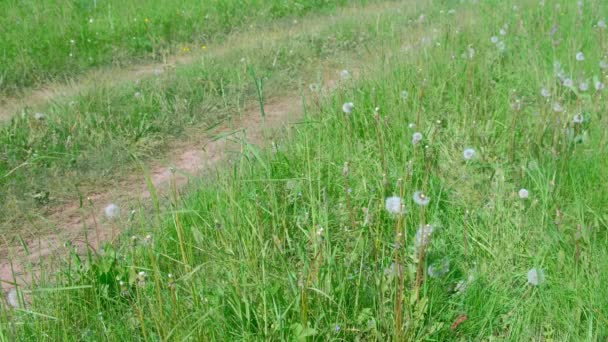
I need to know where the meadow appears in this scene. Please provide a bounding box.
[1,0,608,340]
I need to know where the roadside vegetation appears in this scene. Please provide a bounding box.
[2,0,608,340]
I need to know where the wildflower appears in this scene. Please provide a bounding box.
[400,90,409,99]
[428,259,450,278]
[334,325,341,333]
[518,188,529,199]
[490,36,499,44]
[552,102,564,113]
[413,191,430,206]
[119,281,129,296]
[463,148,476,160]
[342,102,354,114]
[340,69,350,80]
[601,60,608,69]
[499,28,507,36]
[573,113,584,124]
[455,274,475,295]
[134,91,141,98]
[34,112,46,120]
[576,52,585,61]
[104,203,120,219]
[412,132,423,145]
[385,196,405,215]
[415,224,434,247]
[598,19,607,29]
[540,88,550,97]
[563,78,573,88]
[527,268,545,286]
[579,81,589,92]
[137,271,146,287]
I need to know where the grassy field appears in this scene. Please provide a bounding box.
[2,0,608,340]
[0,0,364,96]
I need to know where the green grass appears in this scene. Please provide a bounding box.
[0,0,366,95]
[3,0,608,340]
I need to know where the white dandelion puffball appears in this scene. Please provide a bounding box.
[412,132,423,145]
[499,28,507,36]
[575,52,585,61]
[579,81,589,92]
[385,196,405,215]
[527,268,545,286]
[563,78,573,88]
[104,203,120,219]
[595,81,605,91]
[553,102,564,113]
[416,224,434,247]
[573,113,584,124]
[496,41,506,52]
[463,148,476,160]
[413,191,430,206]
[340,69,350,80]
[400,90,409,99]
[540,88,550,98]
[7,288,20,308]
[600,60,608,69]
[34,112,47,120]
[428,259,450,278]
[598,19,607,29]
[518,188,529,199]
[490,36,499,44]
[342,102,354,114]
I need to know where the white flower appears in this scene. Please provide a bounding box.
[463,148,476,160]
[598,19,607,29]
[400,90,409,99]
[413,191,430,206]
[563,78,573,88]
[573,113,584,124]
[412,132,423,145]
[576,52,585,61]
[579,81,589,92]
[553,102,564,113]
[34,112,46,120]
[499,28,507,36]
[415,224,434,247]
[518,188,529,199]
[541,88,551,97]
[490,36,499,44]
[527,268,545,286]
[340,69,350,80]
[104,203,120,219]
[385,196,405,215]
[342,102,354,114]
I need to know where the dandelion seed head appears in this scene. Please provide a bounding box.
[541,88,551,98]
[342,102,354,114]
[573,113,584,124]
[385,196,405,215]
[576,51,585,61]
[595,80,605,91]
[599,19,607,29]
[413,191,430,206]
[499,28,507,36]
[340,69,350,80]
[600,60,608,69]
[496,41,506,52]
[518,188,529,199]
[553,102,564,113]
[415,224,434,247]
[428,259,450,278]
[104,203,120,219]
[527,267,545,286]
[34,112,46,120]
[563,78,573,88]
[490,36,499,44]
[400,90,409,99]
[579,81,589,92]
[463,148,476,160]
[412,132,423,145]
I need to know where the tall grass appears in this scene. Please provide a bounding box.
[2,0,608,340]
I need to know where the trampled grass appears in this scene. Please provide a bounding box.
[2,0,608,340]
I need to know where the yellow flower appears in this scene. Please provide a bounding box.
[201,45,207,50]
[144,18,150,23]
[182,47,191,52]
